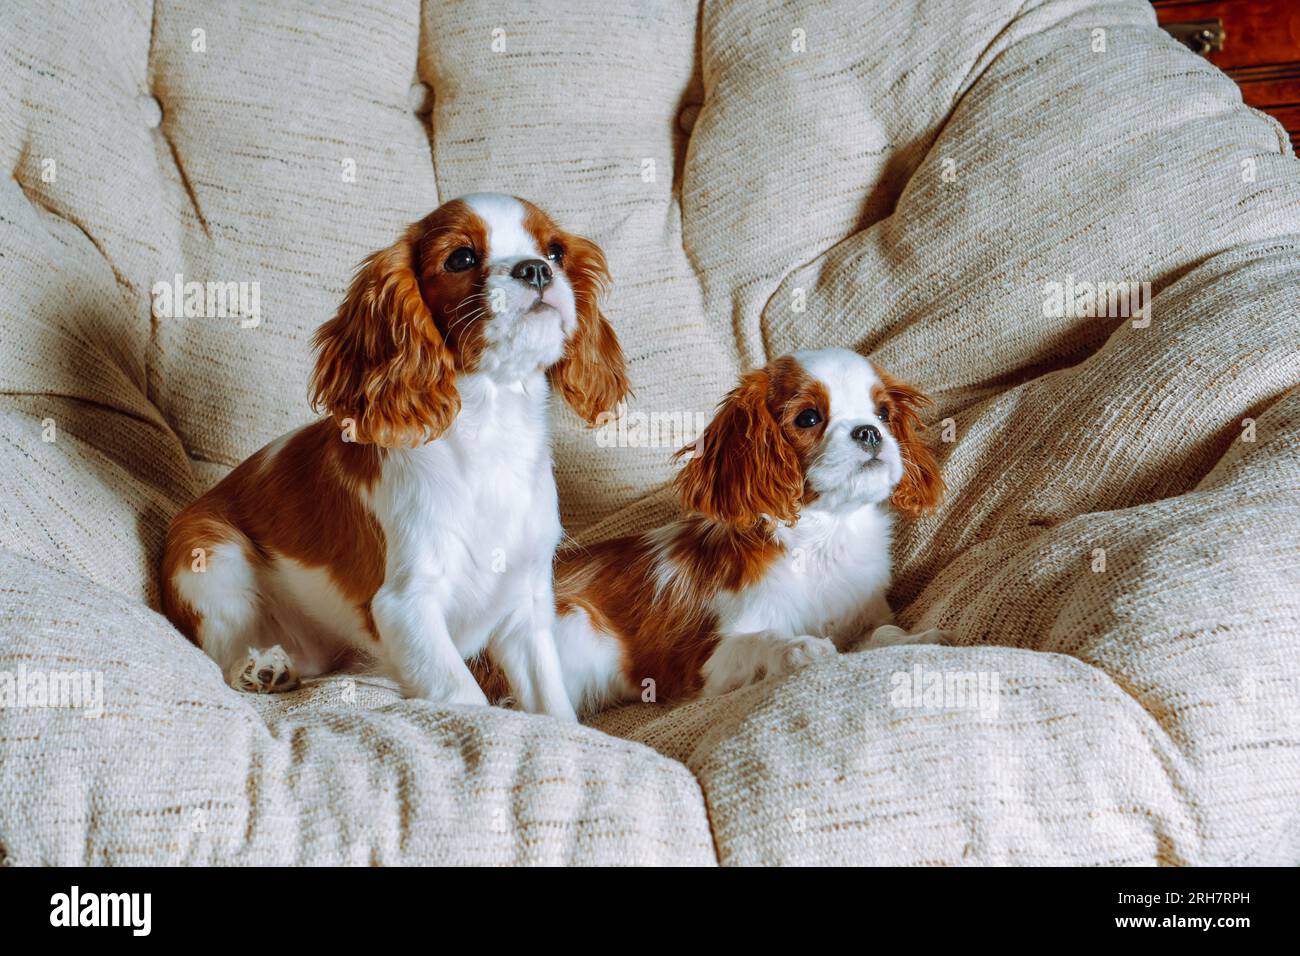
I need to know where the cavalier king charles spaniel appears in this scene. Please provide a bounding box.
[473,347,945,716]
[162,193,627,719]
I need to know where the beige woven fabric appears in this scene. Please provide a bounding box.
[2,0,1298,864]
[0,551,715,865]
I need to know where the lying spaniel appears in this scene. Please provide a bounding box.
[474,348,945,716]
[162,193,627,720]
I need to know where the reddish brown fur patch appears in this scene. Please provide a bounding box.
[561,531,746,700]
[472,518,786,706]
[412,200,493,372]
[161,420,387,647]
[673,357,834,527]
[161,511,247,644]
[467,653,512,702]
[871,368,945,517]
[560,514,786,701]
[520,199,629,424]
[311,218,461,448]
[765,356,832,505]
[665,516,784,593]
[674,368,805,528]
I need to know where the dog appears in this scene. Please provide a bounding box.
[161,193,627,720]
[474,347,945,716]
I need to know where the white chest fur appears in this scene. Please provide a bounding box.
[364,371,560,653]
[714,505,896,645]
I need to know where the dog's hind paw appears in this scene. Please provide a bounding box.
[230,644,300,694]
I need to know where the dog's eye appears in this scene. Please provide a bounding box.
[545,243,565,264]
[877,406,890,425]
[445,247,478,272]
[794,408,822,429]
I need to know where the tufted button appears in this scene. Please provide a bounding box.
[408,82,433,115]
[678,104,701,134]
[138,94,163,129]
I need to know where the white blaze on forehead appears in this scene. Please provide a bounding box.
[460,192,541,262]
[790,347,882,421]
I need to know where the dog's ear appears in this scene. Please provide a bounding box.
[674,368,803,527]
[548,231,629,424]
[310,224,459,447]
[876,369,944,517]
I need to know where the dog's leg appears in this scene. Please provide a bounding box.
[701,631,837,697]
[169,539,304,692]
[489,573,577,721]
[371,581,488,706]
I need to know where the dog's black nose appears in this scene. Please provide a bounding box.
[852,424,882,448]
[511,258,552,292]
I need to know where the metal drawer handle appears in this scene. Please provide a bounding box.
[1161,19,1226,56]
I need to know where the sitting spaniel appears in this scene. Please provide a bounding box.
[474,348,946,716]
[161,194,627,720]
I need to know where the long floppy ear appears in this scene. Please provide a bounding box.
[673,368,803,527]
[876,369,945,518]
[548,232,629,424]
[310,223,459,447]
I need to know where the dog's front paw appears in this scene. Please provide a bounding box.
[230,645,300,694]
[403,678,490,708]
[778,634,838,673]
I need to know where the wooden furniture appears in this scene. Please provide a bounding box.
[1153,0,1300,148]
